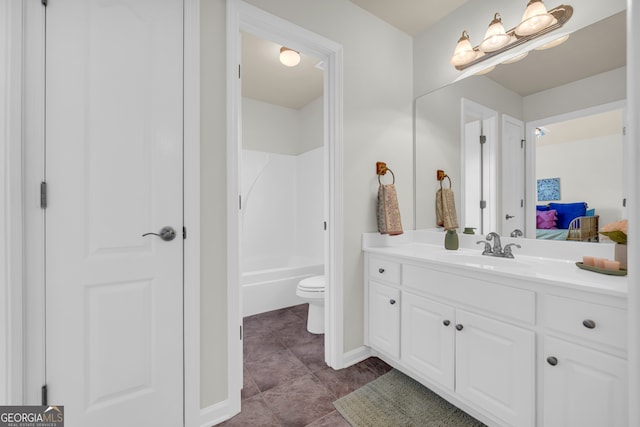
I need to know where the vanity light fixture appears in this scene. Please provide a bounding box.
[535,34,570,50]
[515,0,556,36]
[449,3,572,71]
[479,13,511,52]
[449,31,477,66]
[279,47,301,67]
[501,51,529,64]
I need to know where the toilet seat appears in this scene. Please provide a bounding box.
[297,275,325,292]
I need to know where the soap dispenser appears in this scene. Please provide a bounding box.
[444,229,459,250]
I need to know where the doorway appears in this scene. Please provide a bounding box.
[227,0,344,415]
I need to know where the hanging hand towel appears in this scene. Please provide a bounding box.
[377,183,403,236]
[436,187,459,230]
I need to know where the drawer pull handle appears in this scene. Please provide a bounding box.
[443,320,451,326]
[378,268,385,274]
[582,319,596,329]
[547,356,558,366]
[455,324,464,331]
[389,299,396,305]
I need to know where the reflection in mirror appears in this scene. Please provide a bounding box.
[414,11,626,243]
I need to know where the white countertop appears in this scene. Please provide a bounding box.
[363,230,627,297]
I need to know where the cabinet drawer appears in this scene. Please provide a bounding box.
[369,257,401,285]
[541,294,627,350]
[403,264,535,324]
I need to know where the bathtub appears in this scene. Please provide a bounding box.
[241,256,324,317]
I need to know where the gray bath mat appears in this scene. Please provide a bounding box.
[333,369,486,427]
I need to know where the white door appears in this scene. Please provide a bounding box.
[401,292,455,389]
[502,115,526,236]
[45,1,184,426]
[368,281,400,358]
[455,310,534,427]
[543,337,627,427]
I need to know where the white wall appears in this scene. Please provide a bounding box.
[536,134,623,227]
[242,98,301,154]
[296,147,324,260]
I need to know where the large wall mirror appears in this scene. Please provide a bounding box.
[415,10,626,242]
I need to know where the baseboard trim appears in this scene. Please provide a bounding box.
[341,345,372,368]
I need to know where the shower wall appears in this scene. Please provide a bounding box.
[241,97,324,315]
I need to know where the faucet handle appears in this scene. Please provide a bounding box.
[477,241,493,255]
[503,243,521,258]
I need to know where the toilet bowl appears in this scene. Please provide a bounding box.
[296,275,325,334]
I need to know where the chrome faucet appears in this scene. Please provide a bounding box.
[486,232,502,254]
[510,229,523,238]
[477,232,521,258]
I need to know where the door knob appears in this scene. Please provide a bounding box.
[505,214,515,220]
[455,324,464,331]
[142,226,177,241]
[582,319,596,329]
[547,356,558,366]
[443,320,451,326]
[389,299,396,305]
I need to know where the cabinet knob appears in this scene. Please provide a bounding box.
[378,268,385,274]
[547,356,558,366]
[389,299,396,305]
[455,324,464,331]
[443,320,451,326]
[582,319,596,329]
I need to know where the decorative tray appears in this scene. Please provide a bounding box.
[575,262,627,276]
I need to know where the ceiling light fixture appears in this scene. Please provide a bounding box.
[449,3,572,71]
[279,47,301,67]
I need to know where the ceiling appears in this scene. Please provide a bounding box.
[537,109,623,147]
[242,3,626,108]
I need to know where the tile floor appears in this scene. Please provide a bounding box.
[219,304,393,427]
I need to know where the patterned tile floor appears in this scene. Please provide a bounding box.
[219,304,393,427]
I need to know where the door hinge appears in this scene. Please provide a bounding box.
[521,199,524,208]
[324,221,327,231]
[238,65,241,79]
[240,325,243,340]
[521,139,525,149]
[623,126,626,136]
[183,226,187,239]
[40,182,47,209]
[623,198,627,207]
[42,384,48,406]
[41,0,47,6]
[480,200,487,209]
[479,135,486,144]
[239,195,242,210]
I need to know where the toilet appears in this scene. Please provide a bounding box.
[296,275,325,334]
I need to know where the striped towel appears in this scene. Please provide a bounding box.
[436,188,459,230]
[377,184,403,236]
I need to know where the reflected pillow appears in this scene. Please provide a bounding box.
[549,202,587,229]
[536,209,557,229]
[536,205,550,211]
[586,208,595,217]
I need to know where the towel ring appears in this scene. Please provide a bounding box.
[439,174,452,190]
[378,169,395,185]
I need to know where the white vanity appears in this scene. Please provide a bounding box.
[363,230,627,427]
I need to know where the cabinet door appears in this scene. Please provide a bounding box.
[455,310,535,427]
[401,291,455,389]
[543,336,627,427]
[368,281,400,358]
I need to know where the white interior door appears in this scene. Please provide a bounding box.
[502,115,526,236]
[45,1,184,426]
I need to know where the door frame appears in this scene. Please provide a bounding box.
[15,1,206,426]
[226,0,344,408]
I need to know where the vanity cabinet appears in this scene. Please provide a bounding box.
[542,337,627,427]
[400,289,534,427]
[367,280,400,358]
[540,294,628,427]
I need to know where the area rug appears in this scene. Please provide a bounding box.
[333,369,486,427]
